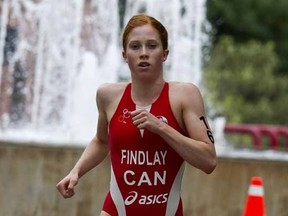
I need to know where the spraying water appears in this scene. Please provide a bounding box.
[0,0,206,145]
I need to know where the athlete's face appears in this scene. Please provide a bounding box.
[122,24,169,79]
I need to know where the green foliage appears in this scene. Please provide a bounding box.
[205,0,288,125]
[206,0,288,74]
[204,36,288,124]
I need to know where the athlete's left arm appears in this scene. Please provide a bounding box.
[157,83,217,174]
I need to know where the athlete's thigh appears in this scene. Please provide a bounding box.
[100,210,111,216]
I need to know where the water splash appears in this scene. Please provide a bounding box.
[0,0,206,145]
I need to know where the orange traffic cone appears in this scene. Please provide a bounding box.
[243,177,265,216]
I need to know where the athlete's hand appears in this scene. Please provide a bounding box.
[130,109,165,133]
[56,172,79,199]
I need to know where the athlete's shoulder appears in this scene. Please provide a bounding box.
[168,81,201,98]
[96,82,129,108]
[97,82,128,96]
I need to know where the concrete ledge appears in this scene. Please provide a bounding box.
[1,141,288,215]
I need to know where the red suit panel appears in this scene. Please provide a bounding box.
[103,83,186,216]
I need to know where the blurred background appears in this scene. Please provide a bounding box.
[0,0,288,215]
[0,0,205,144]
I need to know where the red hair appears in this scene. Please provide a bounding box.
[122,14,168,51]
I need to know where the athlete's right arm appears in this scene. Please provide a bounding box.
[56,85,110,199]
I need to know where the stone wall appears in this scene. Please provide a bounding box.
[1,142,288,216]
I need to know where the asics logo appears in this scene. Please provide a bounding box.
[124,191,168,206]
[124,191,138,205]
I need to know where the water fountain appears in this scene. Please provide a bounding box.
[0,0,207,146]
